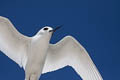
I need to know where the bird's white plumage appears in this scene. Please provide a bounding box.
[0,16,30,68]
[43,36,103,80]
[0,16,103,80]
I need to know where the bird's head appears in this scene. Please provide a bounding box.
[36,25,62,40]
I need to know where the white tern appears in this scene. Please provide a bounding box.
[0,16,103,80]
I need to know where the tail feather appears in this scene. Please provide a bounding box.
[25,74,39,80]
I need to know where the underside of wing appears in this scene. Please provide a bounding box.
[0,16,30,67]
[42,36,103,80]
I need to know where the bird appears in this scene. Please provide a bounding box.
[0,16,103,80]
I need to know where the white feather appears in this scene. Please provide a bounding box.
[43,36,103,80]
[0,16,30,68]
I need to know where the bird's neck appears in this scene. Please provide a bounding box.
[32,35,51,52]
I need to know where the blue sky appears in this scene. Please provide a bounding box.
[0,0,119,80]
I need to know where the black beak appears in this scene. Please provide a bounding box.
[49,25,62,32]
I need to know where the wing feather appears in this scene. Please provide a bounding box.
[43,36,103,80]
[0,16,30,68]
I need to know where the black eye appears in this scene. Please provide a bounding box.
[43,28,48,30]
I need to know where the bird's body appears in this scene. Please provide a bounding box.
[25,35,50,80]
[0,16,103,80]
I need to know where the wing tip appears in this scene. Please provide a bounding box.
[0,16,9,22]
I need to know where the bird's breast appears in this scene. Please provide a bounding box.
[25,38,49,72]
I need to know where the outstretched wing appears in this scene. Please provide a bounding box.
[0,16,30,68]
[42,36,103,80]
